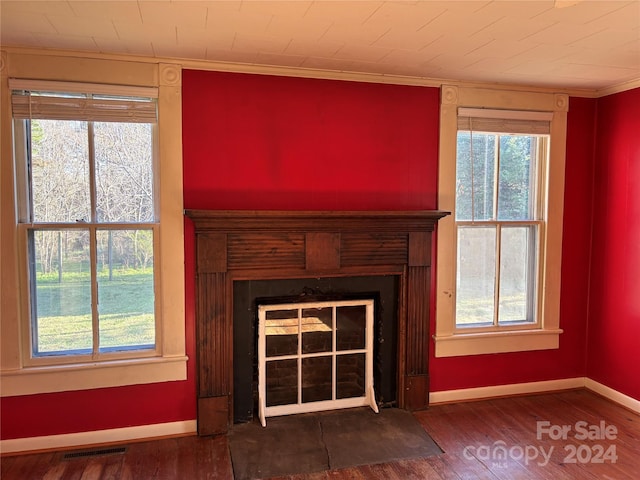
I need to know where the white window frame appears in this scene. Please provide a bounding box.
[12,84,161,365]
[0,52,187,395]
[257,299,379,427]
[434,85,567,357]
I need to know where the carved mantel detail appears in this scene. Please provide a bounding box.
[186,209,449,435]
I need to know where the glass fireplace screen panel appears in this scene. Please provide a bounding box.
[257,299,378,427]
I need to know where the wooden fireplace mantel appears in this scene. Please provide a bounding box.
[186,209,449,232]
[186,209,449,435]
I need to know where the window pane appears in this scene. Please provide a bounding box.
[265,309,299,357]
[456,132,496,221]
[302,307,332,354]
[302,356,332,403]
[499,226,537,324]
[497,136,537,220]
[336,305,366,351]
[94,122,154,223]
[336,353,365,399]
[456,227,496,326]
[266,359,298,407]
[31,229,92,355]
[97,229,155,351]
[30,120,90,223]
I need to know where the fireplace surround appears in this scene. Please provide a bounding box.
[186,210,449,435]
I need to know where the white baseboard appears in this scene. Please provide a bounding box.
[429,377,585,404]
[584,378,640,414]
[0,420,197,455]
[430,377,640,415]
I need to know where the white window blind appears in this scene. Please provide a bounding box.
[10,79,157,123]
[458,107,553,134]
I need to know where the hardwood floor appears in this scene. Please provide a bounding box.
[2,389,639,479]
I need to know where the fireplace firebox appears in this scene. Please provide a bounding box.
[186,210,449,435]
[233,275,399,424]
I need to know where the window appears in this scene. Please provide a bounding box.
[1,57,186,396]
[435,86,567,357]
[257,300,378,427]
[12,86,159,361]
[455,113,550,330]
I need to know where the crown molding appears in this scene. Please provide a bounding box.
[595,77,640,98]
[179,57,443,88]
[4,46,636,98]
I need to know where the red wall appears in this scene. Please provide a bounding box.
[429,97,596,391]
[2,71,636,442]
[587,88,640,400]
[182,71,439,211]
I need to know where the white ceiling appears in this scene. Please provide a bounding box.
[1,0,639,91]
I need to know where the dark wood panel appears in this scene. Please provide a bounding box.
[341,233,408,266]
[404,374,429,411]
[196,233,227,273]
[406,266,430,377]
[196,273,229,398]
[305,232,341,270]
[197,396,229,436]
[228,265,405,282]
[408,231,432,267]
[227,233,305,270]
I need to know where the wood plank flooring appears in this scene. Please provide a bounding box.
[2,389,639,479]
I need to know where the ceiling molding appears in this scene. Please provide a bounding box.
[180,57,443,88]
[595,77,640,98]
[3,46,634,99]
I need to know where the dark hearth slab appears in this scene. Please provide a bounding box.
[320,407,442,470]
[228,414,328,480]
[227,407,442,480]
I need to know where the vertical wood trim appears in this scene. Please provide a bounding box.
[0,50,22,371]
[396,269,408,409]
[197,272,229,398]
[405,266,431,410]
[406,266,430,375]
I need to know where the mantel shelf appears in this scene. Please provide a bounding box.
[185,209,450,233]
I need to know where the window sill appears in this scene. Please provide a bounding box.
[433,328,563,357]
[0,355,188,396]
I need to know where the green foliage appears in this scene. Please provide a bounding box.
[36,313,154,353]
[33,270,155,354]
[36,266,153,284]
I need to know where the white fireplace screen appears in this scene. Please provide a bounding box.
[257,299,379,426]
